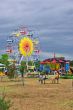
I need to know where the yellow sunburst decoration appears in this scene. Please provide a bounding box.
[19,37,33,57]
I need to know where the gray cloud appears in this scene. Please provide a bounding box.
[0,0,73,60]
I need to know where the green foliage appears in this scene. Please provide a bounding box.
[0,54,9,67]
[0,88,12,110]
[19,61,27,76]
[19,65,25,74]
[21,61,26,66]
[60,74,73,79]
[19,61,27,86]
[0,93,12,110]
[0,68,4,72]
[34,61,40,69]
[0,54,17,79]
[28,61,33,66]
[1,54,9,60]
[0,97,11,110]
[7,64,16,78]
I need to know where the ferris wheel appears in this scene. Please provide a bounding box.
[6,26,40,66]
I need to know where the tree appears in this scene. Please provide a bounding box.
[34,61,40,71]
[0,54,9,67]
[19,61,27,86]
[0,54,16,79]
[7,64,16,79]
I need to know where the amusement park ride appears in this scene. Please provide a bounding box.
[6,27,40,70]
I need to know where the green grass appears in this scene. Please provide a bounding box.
[0,97,11,110]
[0,87,12,110]
[60,74,73,79]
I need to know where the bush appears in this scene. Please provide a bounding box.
[60,74,73,79]
[0,87,12,110]
[0,97,12,110]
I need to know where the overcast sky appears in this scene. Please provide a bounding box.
[0,0,73,60]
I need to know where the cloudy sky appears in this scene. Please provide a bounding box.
[0,0,73,60]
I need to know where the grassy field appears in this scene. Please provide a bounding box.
[0,77,73,110]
